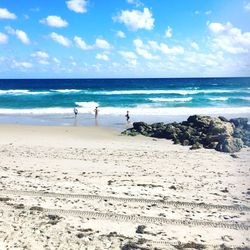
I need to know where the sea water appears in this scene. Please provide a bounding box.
[0,78,250,129]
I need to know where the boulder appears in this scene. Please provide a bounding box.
[215,137,244,153]
[122,115,249,153]
[218,116,229,122]
[162,124,181,139]
[208,119,234,136]
[187,115,213,130]
[230,118,248,128]
[182,140,190,146]
[190,142,202,150]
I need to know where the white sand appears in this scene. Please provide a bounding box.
[0,124,249,250]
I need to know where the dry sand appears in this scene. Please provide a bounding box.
[0,124,249,250]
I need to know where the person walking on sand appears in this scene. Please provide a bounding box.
[94,106,99,119]
[125,110,130,123]
[74,107,78,118]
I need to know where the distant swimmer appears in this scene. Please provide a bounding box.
[94,106,99,119]
[125,110,130,123]
[74,107,78,118]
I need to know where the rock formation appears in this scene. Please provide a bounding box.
[122,115,250,153]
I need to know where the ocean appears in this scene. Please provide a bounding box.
[0,77,250,129]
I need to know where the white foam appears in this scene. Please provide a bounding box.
[1,106,250,116]
[208,97,229,101]
[239,97,250,101]
[0,90,30,95]
[52,89,82,93]
[149,97,192,102]
[0,108,73,115]
[0,90,50,95]
[27,91,51,95]
[87,89,242,95]
[75,102,99,108]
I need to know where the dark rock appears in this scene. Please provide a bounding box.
[135,225,146,234]
[219,116,229,122]
[151,122,165,129]
[133,122,151,132]
[230,154,239,158]
[15,204,25,209]
[221,188,229,193]
[122,115,249,153]
[187,115,213,129]
[175,242,205,250]
[216,137,244,153]
[30,206,43,211]
[208,119,234,135]
[205,141,218,149]
[230,118,248,128]
[190,142,202,150]
[0,197,11,202]
[48,214,60,221]
[173,138,180,144]
[181,140,190,146]
[169,185,177,190]
[76,233,84,238]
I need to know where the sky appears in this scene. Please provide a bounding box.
[0,0,250,78]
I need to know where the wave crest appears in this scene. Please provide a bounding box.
[149,97,192,102]
[1,106,250,116]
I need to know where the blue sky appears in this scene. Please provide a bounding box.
[0,0,250,78]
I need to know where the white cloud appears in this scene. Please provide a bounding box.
[191,42,199,50]
[96,53,109,61]
[208,22,250,54]
[13,60,33,69]
[5,27,30,44]
[127,0,143,7]
[74,37,111,51]
[53,57,61,64]
[184,51,224,68]
[0,32,8,44]
[208,22,228,34]
[116,30,126,38]
[95,38,111,50]
[119,51,137,66]
[134,39,158,59]
[160,43,184,55]
[148,40,184,55]
[0,8,16,19]
[74,36,91,50]
[50,32,71,47]
[16,30,30,44]
[244,2,250,11]
[165,26,172,38]
[115,8,154,31]
[66,0,88,13]
[40,16,68,28]
[38,60,50,65]
[31,51,49,59]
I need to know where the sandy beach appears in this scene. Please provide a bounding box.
[0,124,249,250]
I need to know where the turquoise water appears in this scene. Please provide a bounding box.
[0,78,250,127]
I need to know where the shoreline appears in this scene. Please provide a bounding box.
[0,111,250,131]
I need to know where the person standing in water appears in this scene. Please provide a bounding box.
[125,110,130,123]
[74,107,78,118]
[94,107,99,119]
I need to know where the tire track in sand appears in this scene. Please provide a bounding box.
[0,189,249,212]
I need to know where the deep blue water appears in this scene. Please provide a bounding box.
[0,78,250,117]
